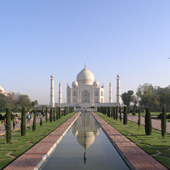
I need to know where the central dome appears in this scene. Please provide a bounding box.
[77,67,95,85]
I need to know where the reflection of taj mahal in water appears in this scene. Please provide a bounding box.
[50,65,123,108]
[72,112,100,149]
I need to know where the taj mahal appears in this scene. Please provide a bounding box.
[50,65,123,108]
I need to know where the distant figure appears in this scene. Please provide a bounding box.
[26,113,31,123]
[4,118,6,130]
[13,116,17,130]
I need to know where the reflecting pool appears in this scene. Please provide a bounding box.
[41,112,129,170]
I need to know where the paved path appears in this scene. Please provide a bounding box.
[91,112,167,170]
[0,116,45,136]
[4,112,80,170]
[128,115,170,133]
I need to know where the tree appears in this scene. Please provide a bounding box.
[157,87,170,109]
[31,100,38,107]
[64,107,67,116]
[6,108,11,144]
[123,106,127,125]
[56,107,59,120]
[136,84,159,110]
[138,108,141,128]
[32,110,36,131]
[122,90,134,108]
[119,106,122,121]
[145,107,152,135]
[53,108,56,121]
[40,116,43,126]
[50,108,53,122]
[17,95,31,110]
[58,107,61,119]
[116,106,118,120]
[45,107,48,122]
[161,106,166,140]
[21,107,26,136]
[112,107,116,119]
[0,94,6,111]
[107,107,110,117]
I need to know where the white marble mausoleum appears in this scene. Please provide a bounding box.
[50,66,123,107]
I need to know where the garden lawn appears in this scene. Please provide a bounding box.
[96,112,170,169]
[0,112,76,170]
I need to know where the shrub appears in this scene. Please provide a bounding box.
[123,106,127,125]
[45,107,48,122]
[53,108,56,121]
[6,108,11,144]
[145,107,152,135]
[32,110,36,131]
[50,108,53,122]
[119,106,122,121]
[161,106,166,139]
[21,107,26,136]
[138,108,141,128]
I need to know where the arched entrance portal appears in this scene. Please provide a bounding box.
[82,90,90,103]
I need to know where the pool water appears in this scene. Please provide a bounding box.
[41,112,129,170]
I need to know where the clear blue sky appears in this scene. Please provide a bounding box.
[0,0,170,104]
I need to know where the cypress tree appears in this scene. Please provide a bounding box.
[6,108,11,144]
[58,107,61,119]
[119,106,122,121]
[138,108,141,128]
[21,106,26,136]
[40,116,43,126]
[45,107,48,122]
[161,106,166,140]
[32,110,36,131]
[64,107,68,116]
[56,107,59,120]
[113,107,116,119]
[50,108,53,122]
[145,107,152,135]
[116,106,118,120]
[107,107,110,117]
[53,108,56,121]
[123,106,127,125]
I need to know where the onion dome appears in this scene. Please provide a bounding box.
[72,80,78,88]
[93,81,100,87]
[77,66,94,85]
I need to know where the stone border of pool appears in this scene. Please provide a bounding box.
[91,112,167,170]
[4,112,81,170]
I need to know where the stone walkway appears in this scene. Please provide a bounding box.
[91,112,167,170]
[128,115,170,133]
[0,117,45,136]
[4,112,80,170]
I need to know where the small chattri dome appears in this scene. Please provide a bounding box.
[93,81,99,87]
[72,80,78,87]
[77,66,95,85]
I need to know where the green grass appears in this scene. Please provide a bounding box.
[96,112,170,169]
[0,112,76,170]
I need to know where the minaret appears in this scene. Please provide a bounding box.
[116,74,121,106]
[109,82,112,103]
[50,75,55,107]
[59,82,62,104]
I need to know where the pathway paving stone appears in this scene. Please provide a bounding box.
[91,112,167,170]
[127,115,170,133]
[4,112,80,170]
